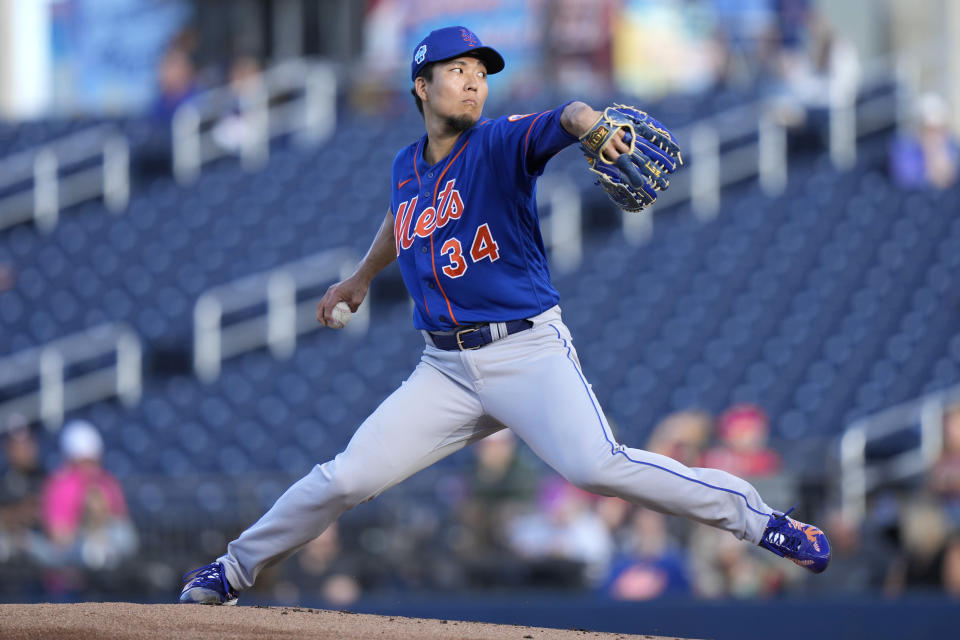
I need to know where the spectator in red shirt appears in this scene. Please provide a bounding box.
[702,404,782,478]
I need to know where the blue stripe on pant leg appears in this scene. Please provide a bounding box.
[547,323,771,519]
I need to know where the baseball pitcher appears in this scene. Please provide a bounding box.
[180,26,830,605]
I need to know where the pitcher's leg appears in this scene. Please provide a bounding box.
[481,320,773,544]
[219,360,491,590]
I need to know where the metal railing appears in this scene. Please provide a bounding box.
[537,61,895,258]
[0,125,130,233]
[172,58,337,183]
[616,49,901,241]
[538,176,583,273]
[193,247,365,382]
[0,323,142,432]
[639,68,882,217]
[839,383,959,522]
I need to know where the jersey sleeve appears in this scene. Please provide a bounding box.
[486,101,579,180]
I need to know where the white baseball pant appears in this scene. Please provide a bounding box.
[219,306,774,590]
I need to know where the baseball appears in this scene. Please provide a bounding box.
[328,301,352,329]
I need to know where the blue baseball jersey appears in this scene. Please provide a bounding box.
[390,103,578,332]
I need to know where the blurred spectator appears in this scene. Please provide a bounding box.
[453,429,542,586]
[647,409,713,468]
[889,93,960,191]
[271,523,362,607]
[810,507,888,594]
[688,523,790,598]
[601,508,692,600]
[150,45,201,124]
[929,402,960,525]
[772,0,814,53]
[884,495,951,595]
[507,476,614,586]
[136,43,202,179]
[458,430,539,551]
[703,27,740,93]
[0,416,46,562]
[765,10,859,151]
[701,404,782,478]
[211,54,265,155]
[543,0,615,97]
[35,420,138,570]
[595,496,631,546]
[296,524,361,605]
[943,534,960,598]
[0,262,14,293]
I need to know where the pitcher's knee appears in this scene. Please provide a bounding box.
[314,462,378,510]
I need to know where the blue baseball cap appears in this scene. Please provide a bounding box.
[410,26,505,82]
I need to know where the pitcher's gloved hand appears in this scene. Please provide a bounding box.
[579,104,683,212]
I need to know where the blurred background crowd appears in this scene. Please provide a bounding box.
[5,400,960,605]
[2,1,960,636]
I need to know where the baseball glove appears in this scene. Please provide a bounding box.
[579,104,683,212]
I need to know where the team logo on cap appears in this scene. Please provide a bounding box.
[459,28,478,47]
[415,45,427,64]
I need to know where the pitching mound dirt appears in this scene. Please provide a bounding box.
[0,602,690,640]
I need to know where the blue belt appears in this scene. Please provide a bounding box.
[429,319,534,351]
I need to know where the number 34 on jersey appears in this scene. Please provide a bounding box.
[394,178,500,279]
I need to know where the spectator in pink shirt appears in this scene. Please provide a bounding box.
[38,420,137,569]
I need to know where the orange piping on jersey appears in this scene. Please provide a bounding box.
[522,111,548,162]
[429,234,456,325]
[412,138,423,190]
[433,141,470,203]
[427,139,471,327]
[391,205,399,256]
[422,292,431,317]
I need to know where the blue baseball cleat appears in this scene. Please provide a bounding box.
[179,562,238,605]
[759,507,831,573]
